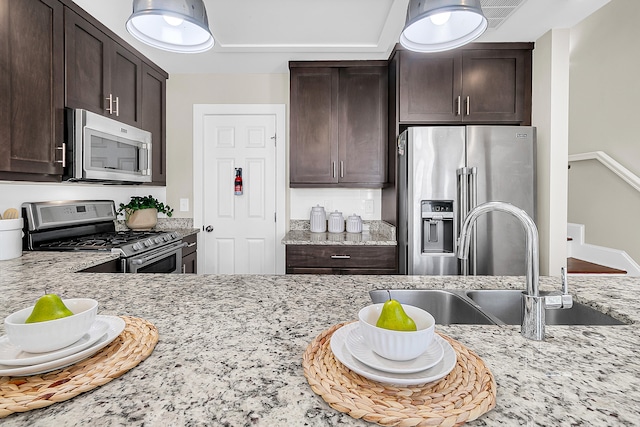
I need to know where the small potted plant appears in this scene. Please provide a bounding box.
[117,195,173,230]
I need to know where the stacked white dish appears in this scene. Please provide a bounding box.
[0,299,125,376]
[330,307,457,385]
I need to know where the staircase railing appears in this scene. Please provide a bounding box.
[568,151,640,193]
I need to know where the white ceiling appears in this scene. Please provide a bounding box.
[71,0,610,75]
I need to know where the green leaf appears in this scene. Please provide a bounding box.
[116,195,173,217]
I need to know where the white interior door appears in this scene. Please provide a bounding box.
[194,106,285,274]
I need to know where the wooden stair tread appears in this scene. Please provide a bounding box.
[567,257,627,274]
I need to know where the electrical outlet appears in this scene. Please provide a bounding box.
[180,198,189,212]
[364,199,374,214]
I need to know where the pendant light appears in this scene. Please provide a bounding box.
[400,0,487,53]
[126,0,214,53]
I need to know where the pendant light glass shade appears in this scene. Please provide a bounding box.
[126,0,214,53]
[400,0,487,53]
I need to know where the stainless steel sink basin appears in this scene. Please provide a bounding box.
[465,289,625,325]
[369,289,495,325]
[369,289,626,326]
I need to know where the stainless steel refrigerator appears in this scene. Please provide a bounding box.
[397,126,536,276]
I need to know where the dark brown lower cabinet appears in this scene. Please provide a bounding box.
[79,258,121,273]
[182,234,198,274]
[286,245,397,275]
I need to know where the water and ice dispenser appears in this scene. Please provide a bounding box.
[421,200,454,254]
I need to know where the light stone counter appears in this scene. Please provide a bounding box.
[282,220,396,245]
[1,252,639,426]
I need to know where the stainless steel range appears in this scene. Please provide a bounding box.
[22,200,185,273]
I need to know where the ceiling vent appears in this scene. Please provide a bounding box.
[481,0,527,29]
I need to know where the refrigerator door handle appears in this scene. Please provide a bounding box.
[457,167,470,275]
[469,167,478,276]
[457,167,478,275]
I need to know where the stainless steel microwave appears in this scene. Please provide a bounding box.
[63,108,152,183]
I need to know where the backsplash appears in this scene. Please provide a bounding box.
[289,188,381,221]
[0,182,166,217]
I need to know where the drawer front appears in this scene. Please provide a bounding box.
[182,234,198,257]
[286,245,396,269]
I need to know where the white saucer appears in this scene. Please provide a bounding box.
[0,319,109,366]
[345,324,444,374]
[0,315,125,377]
[330,322,457,386]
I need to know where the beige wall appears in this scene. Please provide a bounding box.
[568,0,640,263]
[165,74,289,218]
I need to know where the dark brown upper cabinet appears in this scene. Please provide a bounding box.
[0,0,167,184]
[289,61,388,187]
[393,44,533,125]
[142,63,167,184]
[0,0,65,181]
[65,7,142,128]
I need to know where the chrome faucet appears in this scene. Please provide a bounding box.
[457,201,572,340]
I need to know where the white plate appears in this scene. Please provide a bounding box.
[330,322,457,386]
[0,315,125,377]
[345,324,444,374]
[0,320,109,366]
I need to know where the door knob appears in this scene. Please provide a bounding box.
[205,225,213,232]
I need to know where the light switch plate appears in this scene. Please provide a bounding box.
[180,198,189,212]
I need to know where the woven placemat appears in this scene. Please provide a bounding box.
[0,316,158,418]
[303,322,496,427]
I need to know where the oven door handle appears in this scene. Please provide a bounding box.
[130,242,187,265]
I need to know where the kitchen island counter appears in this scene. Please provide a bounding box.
[1,252,639,426]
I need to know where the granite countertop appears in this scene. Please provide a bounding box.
[282,220,396,245]
[1,252,640,426]
[116,218,199,238]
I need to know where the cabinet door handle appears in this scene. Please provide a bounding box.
[186,242,197,247]
[340,161,344,178]
[466,96,470,116]
[182,264,186,274]
[332,161,336,178]
[114,96,120,117]
[56,143,66,167]
[456,95,461,116]
[330,255,351,259]
[105,94,114,114]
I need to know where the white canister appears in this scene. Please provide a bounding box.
[310,205,326,233]
[0,218,23,260]
[346,214,363,233]
[327,211,345,233]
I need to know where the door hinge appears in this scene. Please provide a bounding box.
[274,212,277,222]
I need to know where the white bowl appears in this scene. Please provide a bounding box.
[358,303,435,361]
[4,298,98,353]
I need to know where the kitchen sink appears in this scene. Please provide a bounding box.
[369,289,626,326]
[369,289,495,325]
[464,289,625,325]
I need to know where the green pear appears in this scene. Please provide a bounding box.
[25,294,74,323]
[376,298,417,331]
